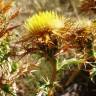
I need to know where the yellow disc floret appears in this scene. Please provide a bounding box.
[25,11,64,37]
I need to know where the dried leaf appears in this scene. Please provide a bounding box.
[10,9,20,20]
[6,24,20,31]
[0,0,4,11]
[2,0,13,13]
[80,0,96,12]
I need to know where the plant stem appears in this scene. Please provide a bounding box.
[48,57,56,96]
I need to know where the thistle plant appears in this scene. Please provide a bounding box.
[1,0,96,96]
[18,11,66,96]
[16,10,96,96]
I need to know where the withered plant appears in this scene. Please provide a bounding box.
[0,0,23,96]
[15,10,96,96]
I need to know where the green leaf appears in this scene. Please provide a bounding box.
[11,62,18,73]
[2,84,16,96]
[57,58,84,71]
[2,84,10,93]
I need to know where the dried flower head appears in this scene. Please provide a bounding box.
[24,11,74,49]
[18,11,76,56]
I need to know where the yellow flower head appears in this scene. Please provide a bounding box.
[25,11,64,37]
